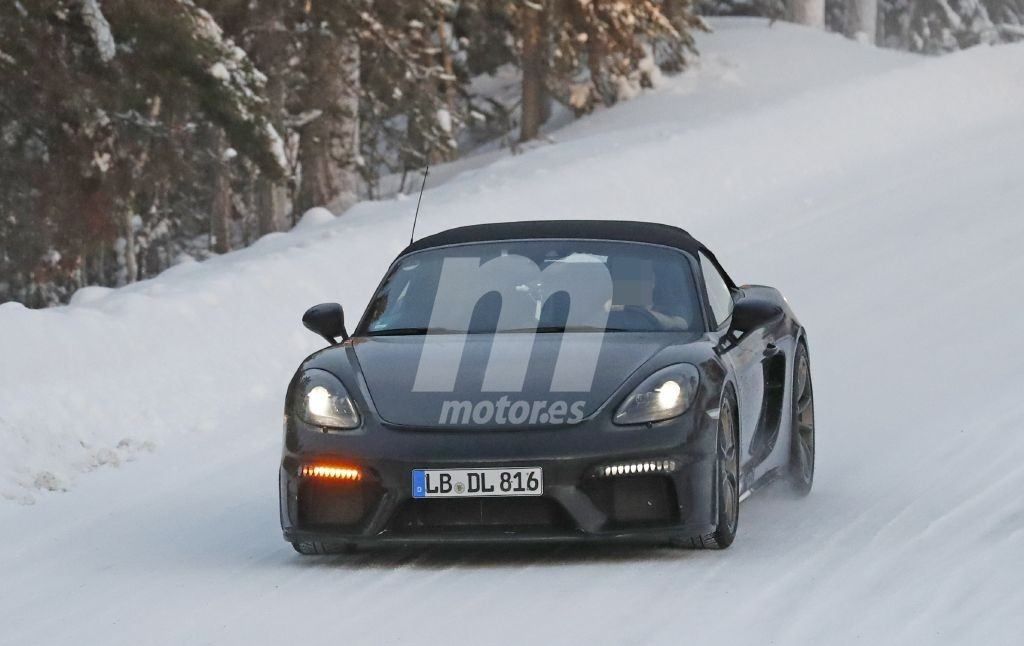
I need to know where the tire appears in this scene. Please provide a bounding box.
[291,541,356,556]
[787,341,815,496]
[675,389,740,549]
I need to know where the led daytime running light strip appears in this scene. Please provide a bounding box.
[599,460,678,477]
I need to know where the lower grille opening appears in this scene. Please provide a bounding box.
[584,475,679,528]
[298,479,382,529]
[388,497,573,535]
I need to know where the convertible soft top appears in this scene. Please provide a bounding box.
[402,220,703,257]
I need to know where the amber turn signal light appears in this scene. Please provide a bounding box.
[300,464,362,481]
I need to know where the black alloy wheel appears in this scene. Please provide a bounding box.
[789,342,815,496]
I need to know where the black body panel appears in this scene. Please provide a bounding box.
[351,332,699,427]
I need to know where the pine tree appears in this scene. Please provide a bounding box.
[506,0,704,140]
[0,0,284,305]
[212,0,299,234]
[880,0,1024,51]
[1,0,711,307]
[358,1,465,188]
[291,0,359,216]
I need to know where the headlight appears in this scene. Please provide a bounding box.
[294,369,361,429]
[613,364,700,425]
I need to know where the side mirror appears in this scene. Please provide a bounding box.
[302,303,349,344]
[729,294,783,335]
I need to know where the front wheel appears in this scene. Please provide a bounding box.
[788,342,815,496]
[675,391,739,549]
[291,541,356,555]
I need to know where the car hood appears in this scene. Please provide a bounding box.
[351,332,696,428]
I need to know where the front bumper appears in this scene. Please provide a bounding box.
[280,410,719,546]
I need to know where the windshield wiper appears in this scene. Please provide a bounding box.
[368,325,633,336]
[504,325,631,333]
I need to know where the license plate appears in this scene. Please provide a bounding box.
[412,467,543,498]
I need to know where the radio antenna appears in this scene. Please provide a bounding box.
[409,164,430,244]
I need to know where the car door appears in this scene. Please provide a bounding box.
[698,251,767,473]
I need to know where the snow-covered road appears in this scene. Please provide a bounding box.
[2,20,1022,645]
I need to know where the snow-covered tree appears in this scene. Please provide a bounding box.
[504,0,705,142]
[879,0,1024,51]
[1,0,711,306]
[110,0,289,179]
[212,0,299,235]
[358,1,465,186]
[295,0,361,215]
[0,0,285,305]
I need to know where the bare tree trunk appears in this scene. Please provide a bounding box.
[587,33,611,106]
[117,93,159,284]
[250,0,291,234]
[787,0,826,28]
[431,10,458,163]
[436,13,457,117]
[256,177,287,235]
[122,203,137,284]
[844,0,877,43]
[520,2,546,142]
[297,2,360,216]
[211,130,232,254]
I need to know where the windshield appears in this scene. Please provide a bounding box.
[360,240,703,335]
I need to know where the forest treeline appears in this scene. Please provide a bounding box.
[0,0,1020,307]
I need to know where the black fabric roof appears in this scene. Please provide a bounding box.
[401,220,702,257]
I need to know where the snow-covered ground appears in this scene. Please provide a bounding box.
[2,18,1023,645]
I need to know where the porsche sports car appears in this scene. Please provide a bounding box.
[280,220,814,553]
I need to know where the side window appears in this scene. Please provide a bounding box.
[700,252,734,328]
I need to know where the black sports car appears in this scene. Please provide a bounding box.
[280,220,814,553]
